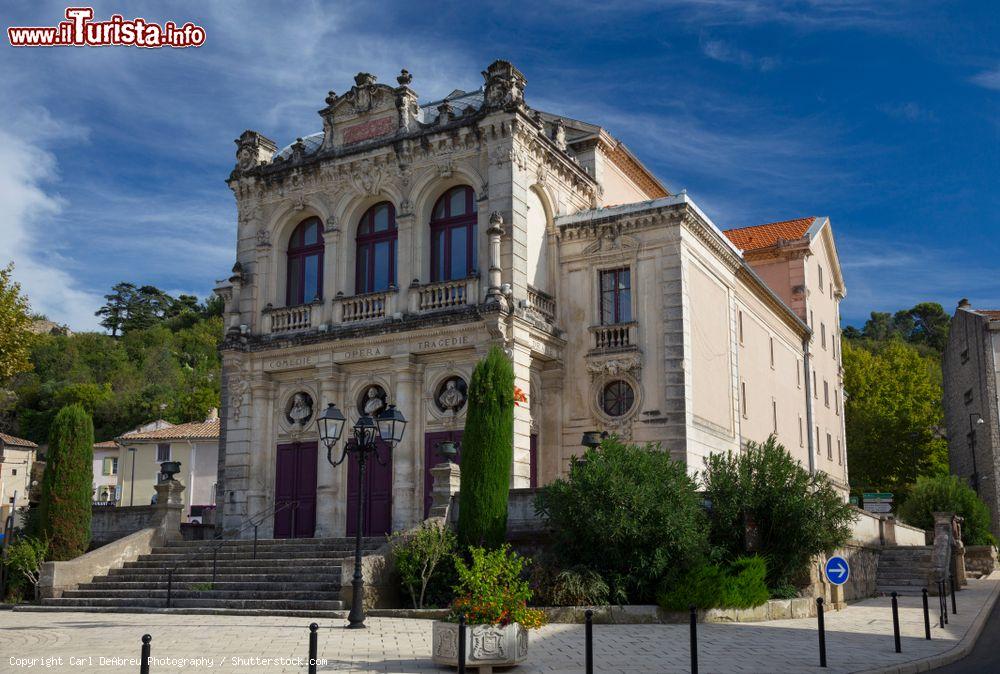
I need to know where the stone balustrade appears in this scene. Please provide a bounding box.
[416,276,479,312]
[335,289,396,323]
[527,285,556,322]
[264,303,318,334]
[590,321,638,352]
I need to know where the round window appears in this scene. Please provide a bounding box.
[601,380,635,417]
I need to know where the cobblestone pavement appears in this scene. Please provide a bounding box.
[2,576,997,674]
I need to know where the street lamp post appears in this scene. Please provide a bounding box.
[969,413,985,493]
[317,401,406,629]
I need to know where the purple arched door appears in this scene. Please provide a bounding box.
[274,442,317,538]
[345,440,393,537]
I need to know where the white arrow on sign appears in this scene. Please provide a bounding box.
[829,562,847,580]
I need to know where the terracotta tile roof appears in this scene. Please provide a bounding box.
[974,310,1000,320]
[120,419,220,441]
[94,440,119,449]
[723,217,816,252]
[0,432,37,449]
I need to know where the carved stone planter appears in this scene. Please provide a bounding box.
[432,620,528,672]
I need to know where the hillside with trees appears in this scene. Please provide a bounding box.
[842,302,950,503]
[0,280,223,445]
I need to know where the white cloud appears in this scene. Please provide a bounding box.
[877,101,937,122]
[701,38,779,71]
[970,66,1000,91]
[0,109,105,330]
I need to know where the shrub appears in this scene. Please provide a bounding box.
[657,556,769,610]
[535,438,708,603]
[2,536,48,602]
[702,436,856,590]
[529,558,610,606]
[448,545,546,629]
[390,522,458,609]
[897,475,995,545]
[457,347,514,549]
[39,404,94,560]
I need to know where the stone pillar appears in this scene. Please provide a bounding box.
[391,354,419,531]
[254,240,272,334]
[952,515,968,587]
[932,511,954,582]
[315,365,342,537]
[153,478,186,542]
[321,219,339,325]
[396,212,416,299]
[487,211,504,297]
[429,461,461,521]
[510,341,532,488]
[247,378,274,536]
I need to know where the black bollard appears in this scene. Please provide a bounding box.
[816,598,827,668]
[950,573,958,615]
[457,614,466,674]
[308,623,318,674]
[922,588,931,640]
[585,609,594,674]
[140,634,151,674]
[689,605,699,674]
[938,581,945,628]
[891,592,901,653]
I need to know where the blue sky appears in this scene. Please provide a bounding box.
[1,0,997,330]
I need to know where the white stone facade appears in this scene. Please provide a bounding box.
[214,61,849,538]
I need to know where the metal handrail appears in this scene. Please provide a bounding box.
[164,500,300,607]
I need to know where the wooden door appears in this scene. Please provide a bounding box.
[273,442,317,538]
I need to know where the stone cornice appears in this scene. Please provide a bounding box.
[601,138,669,199]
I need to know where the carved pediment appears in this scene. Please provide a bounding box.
[319,72,407,150]
[582,232,640,256]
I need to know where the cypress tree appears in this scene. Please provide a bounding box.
[457,346,515,549]
[39,404,94,560]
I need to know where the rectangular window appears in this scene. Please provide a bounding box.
[816,426,821,454]
[810,310,814,329]
[798,416,804,447]
[738,310,745,344]
[11,468,16,476]
[813,370,818,398]
[102,457,114,475]
[821,323,827,349]
[797,360,802,388]
[818,265,824,291]
[827,433,833,460]
[769,337,775,368]
[741,382,748,418]
[156,443,171,462]
[835,390,841,416]
[964,389,974,405]
[600,268,631,325]
[824,380,830,407]
[837,439,843,465]
[772,399,778,434]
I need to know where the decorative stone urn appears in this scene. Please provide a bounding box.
[432,620,528,672]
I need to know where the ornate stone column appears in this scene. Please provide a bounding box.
[248,377,275,536]
[314,364,342,536]
[487,211,504,298]
[391,354,419,530]
[321,218,340,325]
[153,478,186,542]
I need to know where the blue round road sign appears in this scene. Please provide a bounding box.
[824,555,850,586]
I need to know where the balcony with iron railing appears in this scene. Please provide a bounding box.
[589,321,638,353]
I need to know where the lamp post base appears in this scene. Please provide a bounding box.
[346,575,366,629]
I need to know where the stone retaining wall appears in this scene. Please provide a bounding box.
[965,546,998,577]
[90,506,160,548]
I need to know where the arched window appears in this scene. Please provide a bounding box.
[356,202,397,294]
[286,217,323,305]
[430,186,477,282]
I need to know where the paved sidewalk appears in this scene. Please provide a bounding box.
[2,575,997,673]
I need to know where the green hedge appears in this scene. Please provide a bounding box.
[658,556,770,611]
[898,475,995,546]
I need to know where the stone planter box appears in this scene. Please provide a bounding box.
[432,620,528,672]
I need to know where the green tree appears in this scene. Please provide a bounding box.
[897,475,995,546]
[702,436,857,589]
[39,404,95,560]
[0,262,33,382]
[535,438,708,603]
[457,346,515,550]
[843,339,948,500]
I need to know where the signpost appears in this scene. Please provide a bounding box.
[825,556,850,586]
[863,492,893,514]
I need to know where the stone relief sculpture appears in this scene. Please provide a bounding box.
[436,378,467,413]
[361,385,387,416]
[286,392,314,428]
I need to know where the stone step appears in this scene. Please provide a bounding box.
[875,578,932,586]
[151,543,382,556]
[105,571,340,583]
[41,598,345,610]
[124,558,346,569]
[875,587,928,596]
[81,581,340,592]
[138,550,362,562]
[61,589,340,600]
[163,537,385,549]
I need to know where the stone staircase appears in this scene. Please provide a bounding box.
[875,546,938,596]
[39,537,384,613]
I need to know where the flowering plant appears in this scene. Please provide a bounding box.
[513,386,527,407]
[447,545,547,629]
